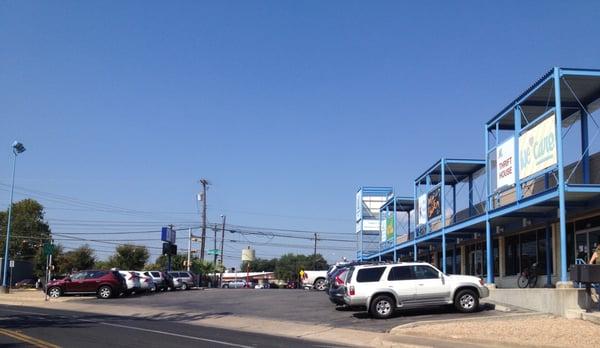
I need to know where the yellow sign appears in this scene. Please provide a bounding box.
[519,114,557,180]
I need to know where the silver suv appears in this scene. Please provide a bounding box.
[168,271,196,290]
[344,262,489,319]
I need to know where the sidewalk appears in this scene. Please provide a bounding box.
[390,314,598,348]
[0,289,94,305]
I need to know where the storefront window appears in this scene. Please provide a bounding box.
[504,228,552,276]
[505,235,519,276]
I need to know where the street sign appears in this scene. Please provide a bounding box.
[208,249,221,255]
[9,260,14,268]
[43,243,54,256]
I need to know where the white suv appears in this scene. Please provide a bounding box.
[344,262,489,319]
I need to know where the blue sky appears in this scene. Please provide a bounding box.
[2,1,600,267]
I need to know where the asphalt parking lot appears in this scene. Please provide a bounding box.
[83,288,528,333]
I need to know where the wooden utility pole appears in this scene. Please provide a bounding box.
[213,224,218,264]
[313,233,318,269]
[219,215,226,288]
[199,179,209,260]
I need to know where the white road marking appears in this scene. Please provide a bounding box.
[100,322,254,348]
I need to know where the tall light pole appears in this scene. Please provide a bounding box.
[1,141,26,293]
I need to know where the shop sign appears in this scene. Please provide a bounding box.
[519,114,557,180]
[427,186,442,220]
[496,137,515,189]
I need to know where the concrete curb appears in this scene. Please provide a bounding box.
[582,312,600,325]
[390,312,547,332]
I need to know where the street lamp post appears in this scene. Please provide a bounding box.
[1,141,26,293]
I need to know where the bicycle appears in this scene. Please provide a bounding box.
[517,262,538,288]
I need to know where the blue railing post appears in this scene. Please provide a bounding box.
[581,107,590,184]
[514,106,522,200]
[441,159,447,273]
[554,67,569,284]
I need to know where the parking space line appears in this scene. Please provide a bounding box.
[0,328,61,348]
[99,322,254,348]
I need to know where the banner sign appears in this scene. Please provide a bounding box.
[355,191,361,222]
[519,114,557,180]
[386,215,394,241]
[362,219,381,231]
[427,186,442,220]
[496,137,515,189]
[418,194,427,225]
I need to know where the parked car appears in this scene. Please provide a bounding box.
[146,271,168,291]
[168,271,196,290]
[222,280,252,288]
[47,270,126,299]
[14,278,36,289]
[136,271,156,292]
[118,270,141,294]
[343,262,489,319]
[328,269,348,305]
[301,270,328,291]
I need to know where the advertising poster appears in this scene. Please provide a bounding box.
[496,137,515,189]
[418,194,427,225]
[427,186,441,221]
[519,114,557,180]
[386,215,394,241]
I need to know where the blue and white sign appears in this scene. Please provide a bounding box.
[161,227,176,244]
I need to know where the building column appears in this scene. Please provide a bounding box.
[498,236,505,277]
[485,220,494,284]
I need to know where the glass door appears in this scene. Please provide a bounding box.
[575,232,588,263]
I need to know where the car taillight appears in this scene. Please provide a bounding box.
[335,276,344,286]
[349,285,355,296]
[479,278,485,286]
[144,278,149,283]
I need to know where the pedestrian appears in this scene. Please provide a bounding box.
[298,269,306,289]
[588,245,600,303]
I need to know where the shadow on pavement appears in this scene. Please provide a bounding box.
[350,303,495,320]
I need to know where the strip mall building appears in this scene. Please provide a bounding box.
[356,67,600,290]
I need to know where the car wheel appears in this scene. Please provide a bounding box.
[454,289,479,313]
[181,283,188,291]
[369,295,395,319]
[97,285,113,299]
[314,278,326,291]
[222,284,229,288]
[48,286,62,298]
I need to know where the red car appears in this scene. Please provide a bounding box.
[47,270,126,299]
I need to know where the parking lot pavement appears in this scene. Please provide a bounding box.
[81,288,530,333]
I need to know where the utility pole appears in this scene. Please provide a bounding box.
[199,179,210,261]
[187,227,192,272]
[313,233,318,269]
[213,224,218,265]
[219,215,226,288]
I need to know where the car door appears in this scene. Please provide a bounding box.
[65,272,86,293]
[82,271,104,292]
[385,265,417,306]
[412,265,452,304]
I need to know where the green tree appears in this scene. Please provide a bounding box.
[55,244,96,274]
[154,253,187,270]
[94,260,112,270]
[273,253,328,281]
[108,244,149,270]
[0,199,51,262]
